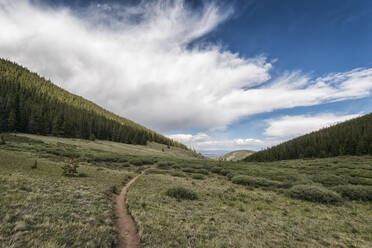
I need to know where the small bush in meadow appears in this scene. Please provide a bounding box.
[78,172,88,177]
[31,160,38,169]
[61,160,79,177]
[218,169,230,176]
[182,168,198,173]
[145,169,167,175]
[130,158,144,166]
[121,162,130,168]
[196,169,209,175]
[141,158,155,165]
[0,135,5,145]
[191,174,205,180]
[166,187,198,200]
[232,175,281,188]
[333,185,372,201]
[211,167,222,173]
[157,161,173,169]
[111,185,119,194]
[288,185,342,204]
[171,171,185,177]
[312,174,347,186]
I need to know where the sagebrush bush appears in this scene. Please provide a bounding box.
[288,185,342,204]
[111,185,119,194]
[196,169,209,175]
[333,185,372,201]
[182,168,198,173]
[218,169,230,176]
[78,172,88,177]
[121,162,130,168]
[312,174,347,186]
[171,171,185,177]
[31,160,37,169]
[232,175,281,188]
[0,135,5,145]
[141,158,155,165]
[211,167,222,173]
[191,174,205,180]
[130,158,144,166]
[61,160,79,177]
[145,168,168,175]
[166,187,198,200]
[157,161,173,169]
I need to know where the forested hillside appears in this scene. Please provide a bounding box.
[0,58,186,148]
[246,113,372,161]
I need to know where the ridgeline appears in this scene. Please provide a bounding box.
[0,58,186,149]
[246,113,372,162]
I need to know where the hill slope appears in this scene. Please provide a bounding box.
[0,58,186,148]
[220,150,255,161]
[246,113,372,162]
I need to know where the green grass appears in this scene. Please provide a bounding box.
[2,133,372,247]
[127,156,372,247]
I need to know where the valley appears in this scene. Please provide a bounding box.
[1,133,371,247]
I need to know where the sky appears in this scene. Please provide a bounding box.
[0,0,372,155]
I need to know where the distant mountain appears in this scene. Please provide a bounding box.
[0,58,186,149]
[199,150,229,158]
[246,113,372,162]
[220,150,255,161]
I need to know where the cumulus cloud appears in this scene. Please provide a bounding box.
[168,133,262,150]
[264,113,361,138]
[0,0,372,132]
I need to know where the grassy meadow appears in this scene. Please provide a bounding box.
[127,156,372,248]
[1,133,372,247]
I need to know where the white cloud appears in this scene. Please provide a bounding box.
[0,0,372,132]
[168,133,262,150]
[264,113,360,138]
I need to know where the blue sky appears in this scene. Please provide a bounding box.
[1,0,372,154]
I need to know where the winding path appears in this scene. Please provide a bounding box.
[115,173,142,248]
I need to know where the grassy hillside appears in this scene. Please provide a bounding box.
[0,58,186,149]
[246,113,372,162]
[1,133,372,247]
[220,149,255,161]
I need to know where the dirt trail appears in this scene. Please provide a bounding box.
[116,173,142,248]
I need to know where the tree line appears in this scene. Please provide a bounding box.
[0,58,187,149]
[246,113,372,162]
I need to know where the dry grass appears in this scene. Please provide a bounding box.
[0,142,135,247]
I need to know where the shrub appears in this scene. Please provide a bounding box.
[121,162,130,168]
[312,174,347,186]
[0,135,5,145]
[226,172,235,180]
[191,174,205,180]
[166,187,198,200]
[232,175,281,188]
[218,169,230,176]
[89,133,95,141]
[141,158,155,165]
[211,167,222,173]
[347,176,372,186]
[61,160,79,177]
[145,169,167,175]
[78,172,88,177]
[111,185,119,194]
[196,169,209,175]
[31,160,37,169]
[288,185,342,204]
[333,185,372,201]
[130,158,144,166]
[182,168,198,174]
[157,161,173,169]
[171,171,185,177]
